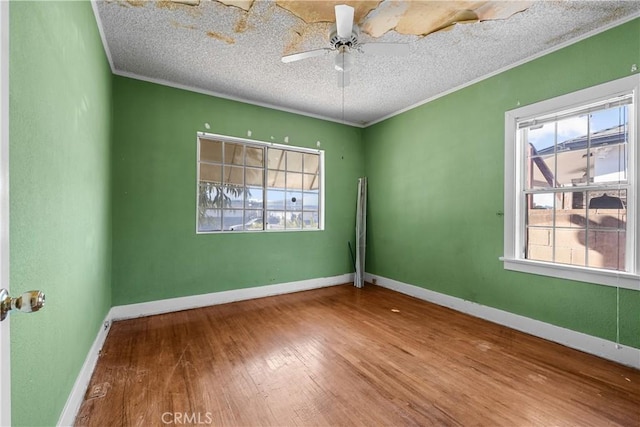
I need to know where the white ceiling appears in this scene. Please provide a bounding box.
[93,1,640,126]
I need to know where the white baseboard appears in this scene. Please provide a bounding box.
[109,273,354,321]
[366,273,640,369]
[57,273,353,426]
[57,315,111,426]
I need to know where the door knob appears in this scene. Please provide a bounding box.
[0,289,45,321]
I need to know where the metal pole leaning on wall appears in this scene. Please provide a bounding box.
[354,177,367,288]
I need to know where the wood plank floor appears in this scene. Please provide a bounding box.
[75,284,640,426]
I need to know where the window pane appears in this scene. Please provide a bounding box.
[526,227,553,263]
[245,186,263,209]
[286,172,303,190]
[286,212,303,229]
[224,143,244,165]
[221,185,244,207]
[553,227,586,267]
[551,114,590,187]
[303,153,319,174]
[526,151,557,190]
[199,163,222,184]
[268,148,285,170]
[588,231,625,270]
[304,173,319,190]
[287,151,303,172]
[245,146,263,167]
[303,211,319,229]
[527,193,555,211]
[267,189,285,210]
[552,190,587,267]
[303,191,319,209]
[590,107,628,185]
[224,165,244,186]
[526,124,558,190]
[223,209,244,231]
[588,190,626,229]
[592,142,628,185]
[229,210,263,231]
[526,195,554,230]
[199,182,222,209]
[246,167,263,186]
[266,211,285,230]
[590,104,629,134]
[198,208,222,232]
[245,212,264,231]
[286,191,303,211]
[200,139,222,163]
[268,169,285,189]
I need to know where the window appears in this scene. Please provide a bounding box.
[503,75,639,290]
[197,133,324,233]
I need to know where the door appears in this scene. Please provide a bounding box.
[1,1,10,424]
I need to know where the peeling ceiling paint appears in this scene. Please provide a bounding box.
[362,1,533,37]
[217,0,254,12]
[94,1,640,125]
[171,0,201,5]
[154,0,203,16]
[275,0,532,38]
[119,0,534,48]
[276,1,381,25]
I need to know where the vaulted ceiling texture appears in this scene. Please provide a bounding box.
[94,1,640,126]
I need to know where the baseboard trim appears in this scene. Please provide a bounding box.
[109,273,354,321]
[365,273,640,369]
[57,314,112,426]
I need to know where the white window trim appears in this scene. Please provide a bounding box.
[502,74,640,291]
[195,132,325,234]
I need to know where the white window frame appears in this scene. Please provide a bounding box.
[503,74,640,291]
[196,132,325,234]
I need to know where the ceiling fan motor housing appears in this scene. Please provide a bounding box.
[329,25,360,51]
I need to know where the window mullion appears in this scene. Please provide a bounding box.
[263,147,267,231]
[243,148,247,228]
[552,122,558,263]
[284,153,288,230]
[584,116,592,267]
[221,142,225,229]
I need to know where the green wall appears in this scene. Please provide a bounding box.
[364,19,640,348]
[111,77,364,305]
[9,2,112,426]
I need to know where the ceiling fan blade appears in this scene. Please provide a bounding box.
[335,4,354,39]
[360,43,410,56]
[337,70,351,88]
[282,48,331,63]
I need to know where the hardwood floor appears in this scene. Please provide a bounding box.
[75,284,639,426]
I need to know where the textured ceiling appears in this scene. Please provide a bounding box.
[93,1,640,126]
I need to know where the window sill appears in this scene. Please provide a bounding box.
[196,228,324,235]
[500,257,639,291]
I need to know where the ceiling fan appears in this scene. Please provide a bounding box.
[281,4,410,87]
